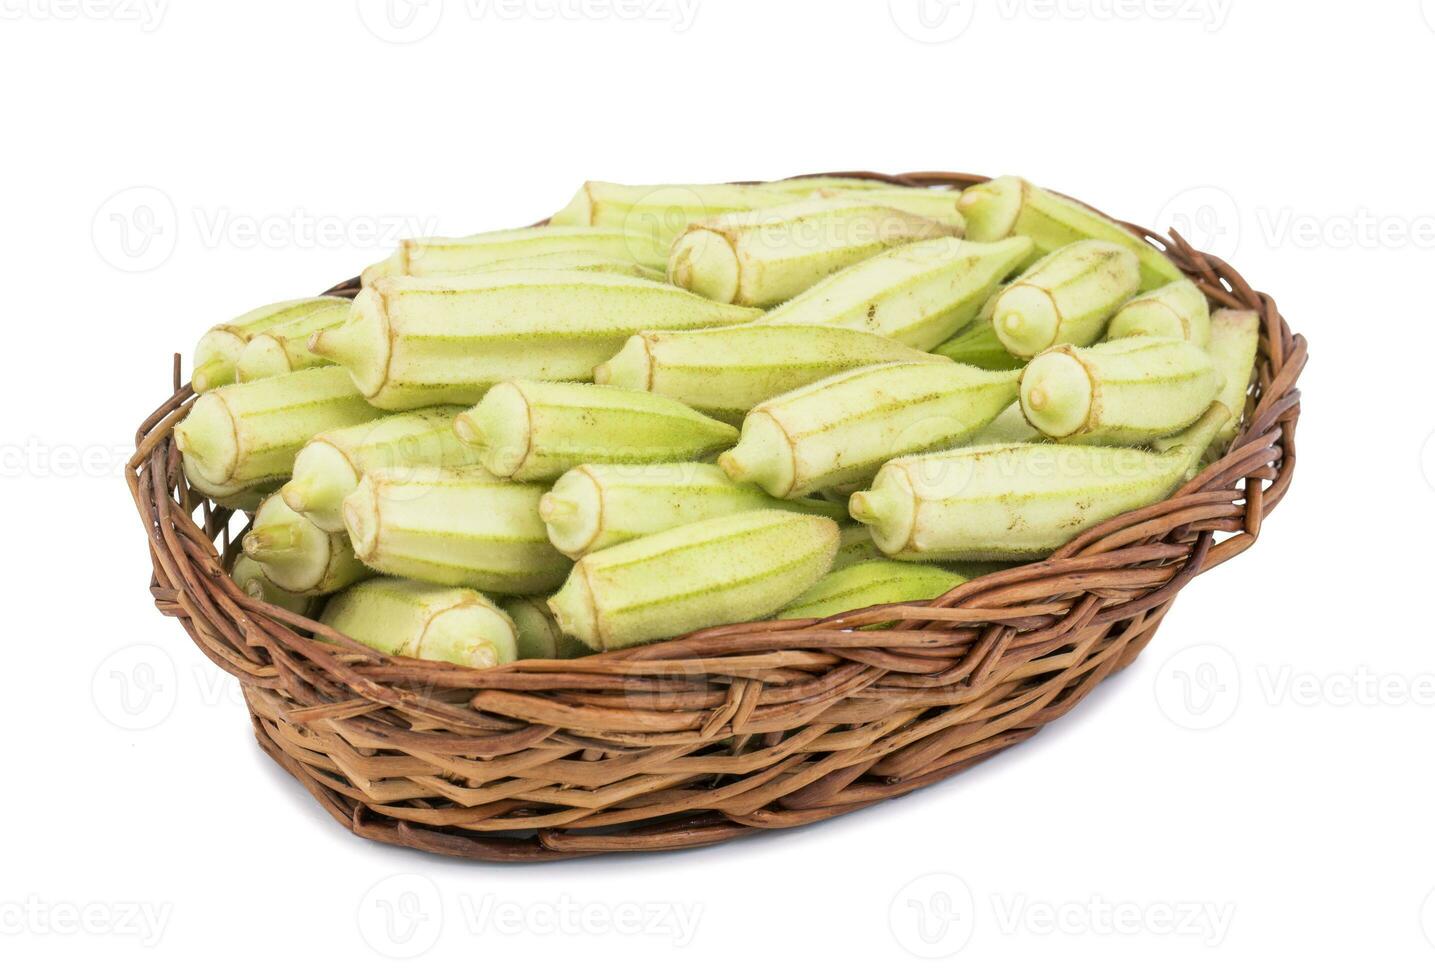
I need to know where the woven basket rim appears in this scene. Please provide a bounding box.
[127,170,1306,861]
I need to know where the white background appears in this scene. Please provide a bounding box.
[2,0,1431,974]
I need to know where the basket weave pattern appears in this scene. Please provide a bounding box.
[127,172,1306,861]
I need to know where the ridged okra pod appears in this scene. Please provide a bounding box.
[718,361,1020,498]
[501,596,589,660]
[281,407,484,532]
[813,186,968,230]
[968,403,1042,446]
[321,578,518,669]
[958,175,1184,290]
[342,465,571,595]
[547,510,840,649]
[758,236,1033,350]
[549,180,794,249]
[1206,309,1262,446]
[668,197,960,308]
[191,296,351,392]
[361,226,667,285]
[230,555,319,616]
[594,323,944,423]
[242,494,372,595]
[933,318,1026,372]
[233,301,351,383]
[173,366,383,498]
[453,381,738,482]
[308,269,759,410]
[539,462,844,558]
[1106,279,1211,347]
[848,403,1229,561]
[442,250,662,280]
[991,240,1140,358]
[778,559,967,620]
[833,524,883,570]
[1019,337,1221,445]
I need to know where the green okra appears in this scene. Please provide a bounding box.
[242,494,372,595]
[813,186,968,230]
[444,249,663,280]
[501,596,590,660]
[233,301,351,383]
[321,578,518,669]
[760,176,898,194]
[991,240,1140,358]
[547,510,840,650]
[757,236,1033,350]
[191,296,351,393]
[281,407,485,532]
[1019,337,1222,445]
[958,175,1184,290]
[549,180,794,249]
[538,462,845,558]
[361,226,667,286]
[181,462,282,512]
[933,318,1027,372]
[1106,279,1211,347]
[453,380,738,482]
[593,323,944,423]
[308,269,759,410]
[1205,308,1262,447]
[967,403,1042,446]
[833,524,883,570]
[173,365,383,498]
[848,403,1229,561]
[230,554,320,616]
[668,197,960,308]
[777,559,967,620]
[718,361,1020,498]
[342,465,571,595]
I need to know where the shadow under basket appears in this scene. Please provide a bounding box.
[127,171,1307,861]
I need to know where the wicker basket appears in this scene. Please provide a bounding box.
[127,171,1306,861]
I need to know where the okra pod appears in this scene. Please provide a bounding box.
[849,403,1229,561]
[445,249,662,280]
[758,236,1033,350]
[958,176,1183,290]
[594,323,944,422]
[814,186,968,230]
[342,465,571,595]
[777,559,967,620]
[549,180,794,249]
[933,318,1026,372]
[991,240,1140,358]
[1205,308,1262,446]
[1106,279,1211,347]
[967,403,1042,446]
[547,510,840,649]
[281,407,484,532]
[1019,337,1221,445]
[361,226,667,285]
[668,197,959,308]
[242,494,372,595]
[453,380,738,482]
[191,296,351,392]
[173,366,383,498]
[233,300,351,382]
[230,554,319,616]
[321,578,518,669]
[833,524,883,570]
[539,462,844,558]
[309,269,759,410]
[718,361,1020,498]
[501,596,589,660]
